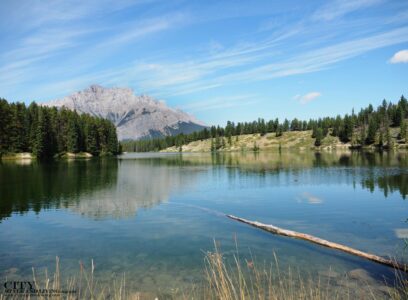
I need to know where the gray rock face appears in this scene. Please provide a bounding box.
[45,85,207,140]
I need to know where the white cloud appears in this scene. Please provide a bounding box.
[296,192,324,204]
[312,0,382,21]
[181,95,258,112]
[389,50,408,64]
[294,92,321,104]
[2,0,408,102]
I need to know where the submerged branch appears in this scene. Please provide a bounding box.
[227,214,408,272]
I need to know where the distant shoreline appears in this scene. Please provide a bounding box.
[160,131,408,153]
[0,152,118,161]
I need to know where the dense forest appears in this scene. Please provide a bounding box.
[0,99,120,158]
[122,96,408,152]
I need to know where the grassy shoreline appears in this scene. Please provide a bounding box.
[162,130,408,153]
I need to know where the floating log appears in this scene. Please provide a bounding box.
[227,214,408,272]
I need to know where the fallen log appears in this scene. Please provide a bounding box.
[227,214,408,272]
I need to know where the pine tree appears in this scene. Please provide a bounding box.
[378,130,384,148]
[400,119,407,142]
[359,125,366,146]
[385,126,393,149]
[0,99,12,155]
[67,115,79,153]
[9,103,28,152]
[33,108,52,159]
[283,119,290,131]
[276,125,283,137]
[210,138,216,152]
[366,118,377,145]
[215,135,221,150]
[85,120,99,155]
[314,128,323,146]
[107,123,119,154]
[351,130,358,147]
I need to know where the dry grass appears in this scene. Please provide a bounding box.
[203,240,341,300]
[162,131,343,153]
[162,127,408,153]
[0,257,136,300]
[203,240,408,300]
[2,243,408,299]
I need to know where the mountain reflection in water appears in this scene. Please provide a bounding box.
[1,151,407,221]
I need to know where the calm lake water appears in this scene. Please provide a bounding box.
[1,151,408,297]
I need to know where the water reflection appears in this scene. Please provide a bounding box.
[71,159,204,219]
[1,151,407,221]
[362,173,408,199]
[1,151,408,297]
[128,151,408,199]
[0,157,206,220]
[0,159,118,220]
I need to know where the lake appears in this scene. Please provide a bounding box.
[1,151,408,298]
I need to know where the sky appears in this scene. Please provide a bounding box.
[0,0,407,126]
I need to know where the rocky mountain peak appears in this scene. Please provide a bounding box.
[45,85,207,140]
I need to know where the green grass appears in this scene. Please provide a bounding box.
[162,127,408,153]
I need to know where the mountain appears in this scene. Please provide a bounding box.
[45,85,207,140]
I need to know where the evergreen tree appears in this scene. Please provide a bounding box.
[314,128,323,146]
[210,138,216,152]
[85,120,99,155]
[214,135,222,150]
[400,119,407,141]
[0,99,12,155]
[66,115,79,153]
[366,118,377,144]
[0,99,119,158]
[9,103,28,152]
[378,130,384,148]
[283,119,290,131]
[359,125,366,146]
[107,122,119,154]
[275,125,283,137]
[385,125,393,149]
[32,109,52,159]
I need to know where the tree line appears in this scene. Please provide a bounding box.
[0,99,120,158]
[122,95,408,152]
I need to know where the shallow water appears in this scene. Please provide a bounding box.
[1,151,408,297]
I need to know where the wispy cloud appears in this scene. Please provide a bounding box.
[1,0,407,105]
[312,0,382,21]
[297,192,324,204]
[294,92,321,104]
[0,5,183,96]
[181,95,259,112]
[389,49,408,64]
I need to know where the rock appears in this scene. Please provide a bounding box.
[318,269,339,278]
[347,268,376,283]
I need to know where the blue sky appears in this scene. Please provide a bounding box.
[0,0,407,126]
